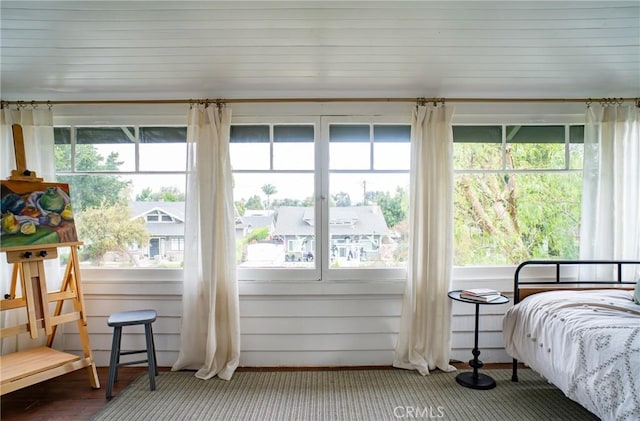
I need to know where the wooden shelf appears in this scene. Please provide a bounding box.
[1,347,94,395]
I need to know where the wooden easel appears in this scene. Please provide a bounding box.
[0,124,100,395]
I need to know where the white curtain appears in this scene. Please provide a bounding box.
[393,105,456,375]
[171,105,240,380]
[579,104,640,279]
[1,107,60,353]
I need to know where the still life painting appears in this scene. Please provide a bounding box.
[1,180,78,250]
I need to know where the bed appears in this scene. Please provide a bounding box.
[503,260,640,421]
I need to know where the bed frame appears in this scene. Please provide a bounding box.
[510,259,639,382]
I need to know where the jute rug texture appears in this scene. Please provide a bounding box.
[91,368,598,421]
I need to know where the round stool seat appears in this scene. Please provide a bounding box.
[108,310,157,327]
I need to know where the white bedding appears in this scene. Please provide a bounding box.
[503,289,640,421]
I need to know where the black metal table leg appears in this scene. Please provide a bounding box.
[455,302,496,390]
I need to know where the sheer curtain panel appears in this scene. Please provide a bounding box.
[172,105,241,380]
[1,107,60,353]
[580,104,640,279]
[393,105,456,375]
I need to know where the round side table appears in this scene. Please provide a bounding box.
[448,290,509,390]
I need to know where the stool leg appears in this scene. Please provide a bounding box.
[106,325,122,399]
[114,333,122,384]
[144,322,157,391]
[150,323,159,376]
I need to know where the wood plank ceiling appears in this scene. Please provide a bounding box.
[1,1,638,102]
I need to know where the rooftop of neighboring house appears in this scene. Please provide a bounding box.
[130,201,185,237]
[240,215,275,232]
[274,206,390,237]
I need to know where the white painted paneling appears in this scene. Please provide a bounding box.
[240,316,399,335]
[2,1,638,101]
[60,274,519,367]
[239,298,402,318]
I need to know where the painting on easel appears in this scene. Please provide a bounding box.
[1,180,77,249]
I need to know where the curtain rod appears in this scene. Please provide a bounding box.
[1,96,638,107]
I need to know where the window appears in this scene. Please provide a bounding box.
[231,116,411,281]
[325,119,410,279]
[230,118,318,280]
[54,126,187,268]
[53,115,584,276]
[453,124,584,266]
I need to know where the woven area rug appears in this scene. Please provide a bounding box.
[91,369,598,421]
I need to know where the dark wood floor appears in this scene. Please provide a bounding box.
[1,366,154,421]
[1,363,515,420]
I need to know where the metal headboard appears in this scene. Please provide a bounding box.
[513,259,639,305]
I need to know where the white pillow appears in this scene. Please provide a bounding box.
[634,280,640,305]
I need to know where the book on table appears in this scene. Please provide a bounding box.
[459,292,502,302]
[461,288,500,297]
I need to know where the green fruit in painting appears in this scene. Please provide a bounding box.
[20,221,36,235]
[40,187,65,213]
[1,212,20,234]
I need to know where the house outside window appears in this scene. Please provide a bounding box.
[54,125,186,268]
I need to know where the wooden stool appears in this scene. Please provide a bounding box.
[106,309,158,399]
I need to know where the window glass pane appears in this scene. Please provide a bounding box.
[75,127,135,171]
[230,125,269,143]
[506,126,566,169]
[330,124,369,142]
[569,125,584,170]
[506,125,564,143]
[131,174,186,203]
[230,125,270,170]
[373,143,410,170]
[273,143,314,170]
[140,127,187,143]
[139,127,187,171]
[373,125,411,142]
[273,125,314,170]
[233,172,315,268]
[508,143,565,169]
[329,173,409,268]
[230,143,270,170]
[274,125,314,143]
[454,172,581,265]
[569,125,584,144]
[330,143,370,170]
[54,127,71,171]
[570,143,584,170]
[373,125,410,170]
[76,127,134,144]
[453,126,502,143]
[329,124,371,170]
[454,142,502,170]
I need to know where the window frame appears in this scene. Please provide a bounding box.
[452,122,585,266]
[320,115,411,282]
[232,116,322,281]
[53,110,587,285]
[53,121,188,272]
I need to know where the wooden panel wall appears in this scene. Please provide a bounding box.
[62,274,515,368]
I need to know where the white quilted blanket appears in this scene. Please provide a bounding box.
[503,289,640,421]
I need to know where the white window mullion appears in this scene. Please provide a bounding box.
[319,117,331,280]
